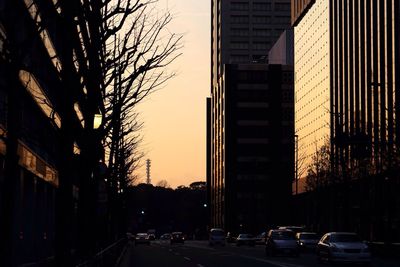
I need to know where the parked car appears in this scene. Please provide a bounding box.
[209,228,226,246]
[316,232,371,264]
[236,234,255,246]
[135,233,150,245]
[255,232,266,245]
[226,232,236,243]
[265,229,299,256]
[296,232,319,251]
[170,232,185,244]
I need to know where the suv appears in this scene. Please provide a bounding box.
[209,228,225,246]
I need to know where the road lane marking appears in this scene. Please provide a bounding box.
[197,264,205,267]
[184,257,191,261]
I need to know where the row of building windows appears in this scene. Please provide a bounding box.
[230,28,285,37]
[230,15,290,24]
[231,2,290,12]
[230,42,270,50]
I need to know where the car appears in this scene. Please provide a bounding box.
[278,226,305,234]
[255,232,266,245]
[209,228,226,246]
[160,233,171,240]
[296,232,319,251]
[135,233,150,245]
[170,232,185,244]
[236,234,255,246]
[316,232,371,264]
[265,229,299,256]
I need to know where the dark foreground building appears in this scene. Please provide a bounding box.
[208,64,294,234]
[209,0,293,235]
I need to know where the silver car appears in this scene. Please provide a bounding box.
[265,229,299,256]
[317,232,371,264]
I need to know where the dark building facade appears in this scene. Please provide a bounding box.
[1,0,104,264]
[210,0,293,233]
[209,64,294,234]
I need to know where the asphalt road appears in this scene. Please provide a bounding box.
[119,240,400,267]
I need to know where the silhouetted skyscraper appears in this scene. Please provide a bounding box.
[209,0,292,233]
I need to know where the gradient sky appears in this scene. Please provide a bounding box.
[136,0,210,188]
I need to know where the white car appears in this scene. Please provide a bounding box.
[317,232,371,264]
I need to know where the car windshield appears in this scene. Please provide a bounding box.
[137,233,147,237]
[239,234,252,238]
[300,233,318,239]
[271,231,295,240]
[331,234,361,242]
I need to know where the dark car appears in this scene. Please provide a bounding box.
[265,229,299,256]
[236,234,255,246]
[170,232,185,244]
[296,232,319,251]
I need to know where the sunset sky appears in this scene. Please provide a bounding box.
[136,0,210,188]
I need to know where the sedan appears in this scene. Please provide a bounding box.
[135,233,150,245]
[265,229,299,256]
[296,232,319,251]
[316,232,371,264]
[236,234,255,246]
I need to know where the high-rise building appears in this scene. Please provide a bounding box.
[292,0,400,241]
[292,0,330,190]
[209,0,292,233]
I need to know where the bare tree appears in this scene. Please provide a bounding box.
[305,139,331,192]
[96,0,182,187]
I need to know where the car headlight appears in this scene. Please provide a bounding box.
[299,242,304,246]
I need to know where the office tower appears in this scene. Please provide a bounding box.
[209,0,292,233]
[292,0,400,241]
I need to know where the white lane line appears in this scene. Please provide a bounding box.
[184,257,191,261]
[239,255,305,267]
[197,264,205,267]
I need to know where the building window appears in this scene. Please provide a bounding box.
[253,16,271,24]
[231,28,249,37]
[230,42,249,50]
[231,15,249,24]
[231,2,249,11]
[252,42,269,50]
[274,3,290,11]
[252,3,271,11]
[253,28,271,37]
[230,55,249,63]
